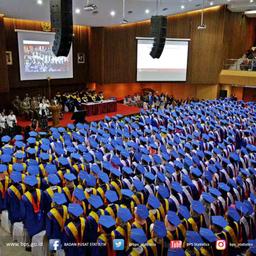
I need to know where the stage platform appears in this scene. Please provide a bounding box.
[17,103,141,128]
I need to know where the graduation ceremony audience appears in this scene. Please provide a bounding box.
[0,98,255,256]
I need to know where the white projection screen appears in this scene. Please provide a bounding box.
[17,30,73,81]
[136,38,190,82]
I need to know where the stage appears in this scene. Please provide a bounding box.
[17,103,141,128]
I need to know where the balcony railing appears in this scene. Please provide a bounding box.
[223,58,256,71]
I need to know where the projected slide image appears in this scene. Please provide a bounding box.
[137,39,189,82]
[23,40,70,73]
[18,31,73,81]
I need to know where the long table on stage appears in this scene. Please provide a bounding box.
[82,100,117,116]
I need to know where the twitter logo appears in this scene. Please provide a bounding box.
[113,239,124,251]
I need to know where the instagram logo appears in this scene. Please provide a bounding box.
[216,240,226,250]
[170,240,182,249]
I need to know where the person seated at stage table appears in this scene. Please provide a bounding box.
[11,96,22,115]
[21,96,31,119]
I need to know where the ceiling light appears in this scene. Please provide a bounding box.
[110,10,116,16]
[209,1,214,6]
[250,0,254,3]
[37,0,43,5]
[145,9,150,14]
[181,5,185,9]
[75,8,81,14]
[245,9,256,14]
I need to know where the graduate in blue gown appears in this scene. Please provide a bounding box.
[22,175,46,250]
[46,192,68,244]
[63,203,87,256]
[6,171,25,224]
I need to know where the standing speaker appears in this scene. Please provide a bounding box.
[50,0,73,57]
[219,90,227,98]
[150,16,167,59]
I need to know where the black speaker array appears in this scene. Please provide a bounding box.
[50,0,73,57]
[150,16,167,59]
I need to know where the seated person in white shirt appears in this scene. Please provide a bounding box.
[7,110,17,128]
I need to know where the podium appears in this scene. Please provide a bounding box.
[49,105,61,127]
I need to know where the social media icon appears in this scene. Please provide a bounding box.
[170,240,182,249]
[49,239,61,251]
[113,239,124,251]
[216,240,226,250]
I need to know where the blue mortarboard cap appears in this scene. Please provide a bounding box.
[53,193,67,205]
[244,200,254,215]
[48,174,60,185]
[199,228,217,243]
[10,171,22,183]
[1,135,11,143]
[99,215,116,229]
[74,188,86,201]
[202,192,215,204]
[158,185,169,199]
[136,204,149,219]
[186,231,204,249]
[40,153,49,161]
[58,127,65,133]
[91,164,100,175]
[211,216,228,228]
[218,182,230,192]
[250,193,256,204]
[67,124,75,130]
[144,172,155,181]
[122,166,133,175]
[68,203,83,217]
[153,220,167,238]
[248,240,256,254]
[133,179,144,192]
[121,189,134,198]
[227,207,240,222]
[29,131,37,137]
[165,164,175,174]
[167,211,181,227]
[191,167,202,177]
[153,154,162,165]
[14,135,23,141]
[230,152,240,162]
[105,190,118,203]
[55,147,64,156]
[85,174,96,187]
[58,157,69,166]
[83,153,94,163]
[136,164,145,174]
[182,175,193,186]
[130,228,147,244]
[45,164,57,174]
[179,205,190,219]
[0,164,7,173]
[64,173,76,181]
[15,141,25,149]
[13,163,25,172]
[98,171,109,183]
[191,200,205,214]
[71,153,81,161]
[117,207,132,222]
[15,152,25,159]
[24,175,38,187]
[156,172,165,182]
[88,195,103,209]
[27,165,39,176]
[209,187,221,198]
[27,137,36,145]
[147,195,161,209]
[171,181,183,193]
[174,160,183,170]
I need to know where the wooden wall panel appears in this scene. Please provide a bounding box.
[0,16,9,93]
[223,11,249,60]
[189,8,225,84]
[3,18,89,100]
